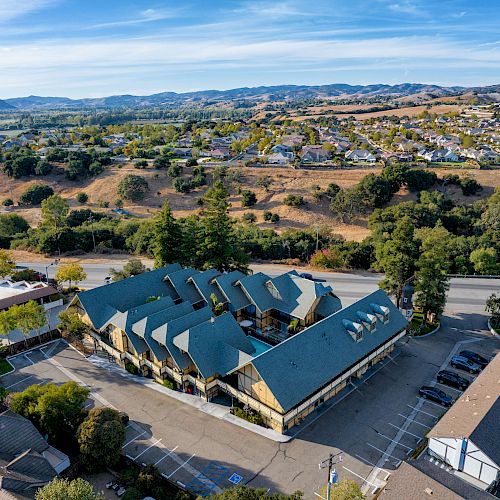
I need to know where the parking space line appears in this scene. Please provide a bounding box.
[133,438,162,460]
[123,431,147,448]
[24,354,35,365]
[407,404,439,420]
[375,432,412,451]
[388,423,422,442]
[154,445,178,466]
[355,454,391,480]
[5,376,33,389]
[342,465,378,489]
[417,397,450,410]
[166,454,195,479]
[366,443,402,466]
[398,414,431,429]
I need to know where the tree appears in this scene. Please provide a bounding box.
[375,217,418,307]
[55,263,87,288]
[77,407,125,471]
[283,194,304,207]
[19,184,54,205]
[0,309,16,342]
[136,464,162,495]
[470,247,499,275]
[405,169,437,192]
[486,293,500,328]
[356,174,393,209]
[117,174,149,201]
[0,214,30,247]
[111,258,147,281]
[0,250,15,278]
[207,486,303,499]
[10,381,89,447]
[197,181,249,272]
[8,300,46,347]
[380,163,407,192]
[41,194,69,230]
[414,225,451,321]
[320,479,365,500]
[35,477,103,500]
[57,310,89,339]
[152,201,183,267]
[460,177,482,196]
[241,190,257,207]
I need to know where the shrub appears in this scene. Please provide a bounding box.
[283,194,304,207]
[232,407,265,427]
[173,178,193,193]
[2,198,13,206]
[19,184,54,205]
[263,210,272,221]
[76,192,88,204]
[134,160,148,169]
[241,190,257,207]
[167,164,182,178]
[310,248,345,269]
[243,212,256,223]
[162,379,174,390]
[122,487,142,500]
[270,213,280,223]
[125,362,139,375]
[405,169,437,192]
[460,177,482,196]
[186,158,198,167]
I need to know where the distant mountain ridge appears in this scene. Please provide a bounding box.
[2,83,499,110]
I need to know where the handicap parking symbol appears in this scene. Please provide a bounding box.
[228,473,243,485]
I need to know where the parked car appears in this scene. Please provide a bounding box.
[104,276,112,285]
[299,273,313,280]
[459,350,489,368]
[451,355,481,374]
[436,370,470,390]
[116,486,126,497]
[418,386,453,407]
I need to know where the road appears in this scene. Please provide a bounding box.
[19,260,500,314]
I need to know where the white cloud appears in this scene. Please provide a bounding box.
[0,0,59,23]
[87,8,179,29]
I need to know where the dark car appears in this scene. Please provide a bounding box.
[437,370,470,390]
[300,273,313,280]
[451,355,481,374]
[459,350,489,368]
[418,386,453,407]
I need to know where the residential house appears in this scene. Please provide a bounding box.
[69,265,407,433]
[268,152,291,165]
[0,410,70,498]
[345,149,377,163]
[300,145,331,163]
[423,149,459,162]
[209,148,230,159]
[281,134,305,148]
[427,353,500,492]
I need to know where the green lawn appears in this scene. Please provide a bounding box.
[409,311,439,336]
[0,359,13,376]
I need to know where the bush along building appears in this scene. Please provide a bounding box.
[69,264,408,433]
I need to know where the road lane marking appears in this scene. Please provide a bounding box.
[133,438,162,460]
[5,376,34,389]
[167,454,195,478]
[123,431,146,448]
[155,446,178,466]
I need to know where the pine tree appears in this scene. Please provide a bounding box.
[198,181,249,272]
[152,200,183,267]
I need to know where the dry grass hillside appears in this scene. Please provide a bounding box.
[1,164,498,242]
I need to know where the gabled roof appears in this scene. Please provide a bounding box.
[213,271,251,311]
[0,411,48,458]
[75,264,182,329]
[172,313,255,379]
[237,289,407,412]
[101,296,175,355]
[237,272,275,313]
[428,352,500,466]
[164,268,203,305]
[187,269,224,304]
[151,306,212,370]
[132,300,192,361]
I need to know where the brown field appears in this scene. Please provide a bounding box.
[1,164,498,243]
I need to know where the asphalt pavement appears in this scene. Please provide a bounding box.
[18,259,500,313]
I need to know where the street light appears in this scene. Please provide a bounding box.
[319,452,343,500]
[45,259,60,283]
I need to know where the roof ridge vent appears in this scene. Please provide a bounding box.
[342,319,363,342]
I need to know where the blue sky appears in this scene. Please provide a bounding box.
[0,0,499,98]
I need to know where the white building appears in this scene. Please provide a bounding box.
[427,352,500,491]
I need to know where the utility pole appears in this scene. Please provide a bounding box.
[319,452,343,500]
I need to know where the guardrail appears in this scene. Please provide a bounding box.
[448,274,500,279]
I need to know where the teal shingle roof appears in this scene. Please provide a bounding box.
[164,268,203,305]
[172,313,255,379]
[151,306,212,370]
[242,289,407,412]
[187,269,225,304]
[76,264,182,329]
[213,271,251,311]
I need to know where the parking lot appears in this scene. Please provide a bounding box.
[1,312,498,499]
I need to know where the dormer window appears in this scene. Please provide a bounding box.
[342,319,363,342]
[370,303,390,324]
[356,311,377,332]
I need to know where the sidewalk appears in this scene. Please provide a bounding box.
[86,354,291,443]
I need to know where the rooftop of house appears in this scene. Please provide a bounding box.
[0,281,58,310]
[428,352,500,467]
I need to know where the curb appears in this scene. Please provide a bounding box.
[487,318,499,339]
[412,321,441,339]
[87,355,291,443]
